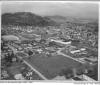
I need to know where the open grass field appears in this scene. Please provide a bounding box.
[21,33,36,39]
[25,54,83,79]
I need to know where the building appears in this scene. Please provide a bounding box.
[14,74,25,80]
[50,39,71,45]
[70,48,86,54]
[70,50,81,54]
[2,35,20,41]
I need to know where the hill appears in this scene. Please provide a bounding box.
[2,12,56,26]
[47,15,98,24]
[47,15,67,23]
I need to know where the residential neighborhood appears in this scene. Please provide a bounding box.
[1,2,98,81]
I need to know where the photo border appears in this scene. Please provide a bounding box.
[0,0,100,83]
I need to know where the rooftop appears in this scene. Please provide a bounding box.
[2,35,20,41]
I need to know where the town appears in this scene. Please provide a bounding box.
[1,21,98,80]
[1,1,98,81]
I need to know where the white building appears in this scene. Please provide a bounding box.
[70,48,86,54]
[50,39,71,45]
[14,74,25,80]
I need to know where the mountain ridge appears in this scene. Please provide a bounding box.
[47,15,98,24]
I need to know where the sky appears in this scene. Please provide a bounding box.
[2,1,99,20]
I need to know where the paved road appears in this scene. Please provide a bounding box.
[8,44,85,64]
[57,48,85,64]
[23,60,47,80]
[8,44,48,80]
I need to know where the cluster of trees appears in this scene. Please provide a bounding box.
[3,52,15,67]
[59,63,98,80]
[59,68,74,79]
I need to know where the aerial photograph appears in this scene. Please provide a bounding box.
[1,1,98,81]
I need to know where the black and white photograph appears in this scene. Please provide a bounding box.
[1,1,99,81]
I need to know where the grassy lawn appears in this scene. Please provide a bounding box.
[25,54,82,79]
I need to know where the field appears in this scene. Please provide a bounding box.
[25,54,83,79]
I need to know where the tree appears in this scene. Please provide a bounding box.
[86,64,98,80]
[5,52,14,66]
[1,29,7,36]
[28,50,33,56]
[60,68,74,79]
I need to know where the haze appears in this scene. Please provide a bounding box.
[2,1,98,20]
